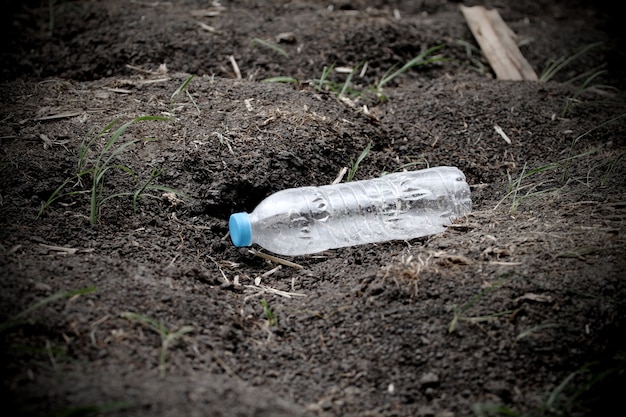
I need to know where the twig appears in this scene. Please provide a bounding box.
[494,124,512,144]
[243,284,306,300]
[333,167,348,184]
[249,249,303,270]
[229,55,242,79]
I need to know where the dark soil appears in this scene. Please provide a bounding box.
[1,1,625,416]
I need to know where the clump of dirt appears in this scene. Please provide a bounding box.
[1,1,625,417]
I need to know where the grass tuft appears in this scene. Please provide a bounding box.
[495,113,626,213]
[448,274,515,334]
[540,42,603,83]
[260,299,279,327]
[307,45,445,102]
[346,142,372,182]
[374,44,447,100]
[38,116,185,225]
[120,312,193,377]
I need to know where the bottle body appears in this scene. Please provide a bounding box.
[230,166,471,256]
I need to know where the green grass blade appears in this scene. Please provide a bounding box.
[132,167,164,212]
[78,127,100,172]
[45,115,169,224]
[99,191,133,206]
[101,116,166,156]
[37,175,80,219]
[339,61,364,98]
[103,120,134,151]
[516,323,561,340]
[110,164,137,180]
[252,37,289,58]
[102,138,154,168]
[346,141,372,182]
[546,369,583,410]
[171,75,195,100]
[99,119,120,135]
[261,76,299,83]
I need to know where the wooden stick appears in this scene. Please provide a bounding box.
[460,5,538,81]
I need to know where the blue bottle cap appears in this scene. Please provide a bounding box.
[229,212,252,247]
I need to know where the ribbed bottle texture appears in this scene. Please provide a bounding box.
[229,166,471,256]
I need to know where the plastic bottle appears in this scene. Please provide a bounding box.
[228,166,471,256]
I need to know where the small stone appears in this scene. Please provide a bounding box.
[420,372,440,388]
[275,32,296,43]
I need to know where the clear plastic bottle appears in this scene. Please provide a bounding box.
[229,166,471,256]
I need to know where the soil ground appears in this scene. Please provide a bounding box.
[1,1,625,416]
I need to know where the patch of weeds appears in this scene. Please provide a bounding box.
[561,69,618,116]
[539,42,603,83]
[373,44,446,101]
[260,299,279,327]
[0,287,97,334]
[560,113,626,182]
[308,62,364,99]
[496,162,564,214]
[252,37,289,58]
[495,113,626,214]
[38,116,184,225]
[308,45,445,102]
[538,42,618,115]
[312,64,334,91]
[312,63,364,98]
[120,312,194,377]
[130,166,177,213]
[346,141,372,182]
[448,274,516,334]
